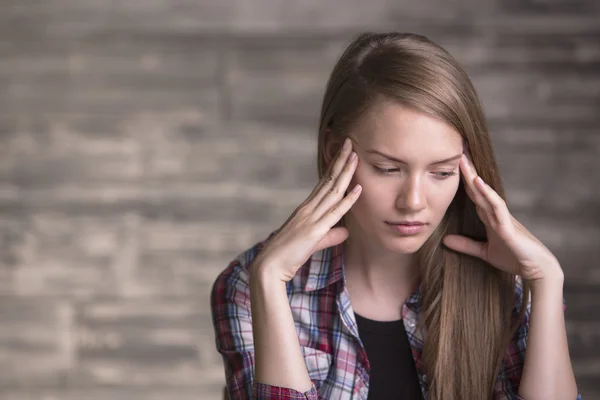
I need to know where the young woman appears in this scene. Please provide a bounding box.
[211,32,581,399]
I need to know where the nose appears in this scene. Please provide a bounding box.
[395,176,426,212]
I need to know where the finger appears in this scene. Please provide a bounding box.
[460,154,480,199]
[442,234,487,261]
[313,226,350,253]
[460,155,494,217]
[312,150,358,218]
[473,176,513,228]
[318,183,362,229]
[462,179,476,201]
[307,138,353,209]
[305,142,344,201]
[475,204,491,226]
[461,154,508,227]
[461,150,476,201]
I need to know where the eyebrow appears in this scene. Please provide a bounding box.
[364,149,462,165]
[346,136,463,165]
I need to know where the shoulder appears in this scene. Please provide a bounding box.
[210,230,280,354]
[210,230,278,306]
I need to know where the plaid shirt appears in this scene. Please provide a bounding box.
[211,232,582,399]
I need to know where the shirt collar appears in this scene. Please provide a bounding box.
[406,283,422,312]
[304,242,345,292]
[303,243,423,311]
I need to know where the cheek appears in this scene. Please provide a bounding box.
[351,172,395,212]
[351,165,381,194]
[430,179,461,209]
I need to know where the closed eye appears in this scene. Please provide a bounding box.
[373,166,457,179]
[374,167,400,174]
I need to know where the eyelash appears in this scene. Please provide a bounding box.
[373,166,457,179]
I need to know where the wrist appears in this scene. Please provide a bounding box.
[529,270,564,297]
[249,257,286,287]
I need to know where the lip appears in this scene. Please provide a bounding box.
[386,221,426,235]
[386,221,426,226]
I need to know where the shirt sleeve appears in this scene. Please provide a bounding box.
[493,278,582,400]
[210,249,320,400]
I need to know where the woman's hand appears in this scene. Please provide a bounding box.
[442,150,563,284]
[254,137,362,283]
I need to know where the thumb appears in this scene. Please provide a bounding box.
[442,234,486,260]
[314,227,349,253]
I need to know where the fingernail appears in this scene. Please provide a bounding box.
[463,152,473,168]
[343,138,350,150]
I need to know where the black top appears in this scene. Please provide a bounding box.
[354,312,423,400]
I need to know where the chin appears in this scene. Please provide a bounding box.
[381,234,426,254]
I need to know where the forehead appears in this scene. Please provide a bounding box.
[352,100,463,152]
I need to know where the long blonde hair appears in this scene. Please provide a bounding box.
[316,32,531,399]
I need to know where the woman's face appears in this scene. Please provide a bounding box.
[345,100,464,254]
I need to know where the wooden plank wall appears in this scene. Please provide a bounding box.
[0,1,599,398]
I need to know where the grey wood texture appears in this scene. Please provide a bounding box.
[0,0,599,398]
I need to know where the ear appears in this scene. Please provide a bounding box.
[323,128,345,168]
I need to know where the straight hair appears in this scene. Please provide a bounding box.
[316,32,531,399]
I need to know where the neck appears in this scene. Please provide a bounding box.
[342,229,421,297]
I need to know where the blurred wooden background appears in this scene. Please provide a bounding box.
[0,0,599,399]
